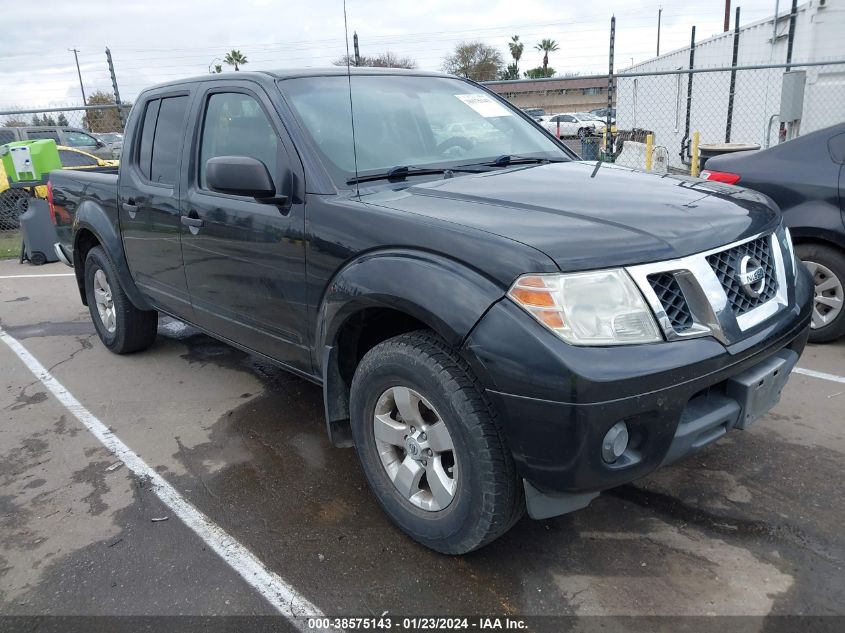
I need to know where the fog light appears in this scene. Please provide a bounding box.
[602,422,629,463]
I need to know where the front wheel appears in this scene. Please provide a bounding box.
[350,331,523,554]
[796,244,845,343]
[84,246,158,353]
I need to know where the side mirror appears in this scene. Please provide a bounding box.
[206,155,284,203]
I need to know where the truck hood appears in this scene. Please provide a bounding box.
[364,161,780,271]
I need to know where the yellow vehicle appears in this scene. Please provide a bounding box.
[0,146,118,229]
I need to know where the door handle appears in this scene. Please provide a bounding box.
[181,211,204,235]
[121,200,138,218]
[181,216,204,228]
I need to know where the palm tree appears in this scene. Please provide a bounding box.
[224,50,248,71]
[508,35,524,74]
[534,39,559,77]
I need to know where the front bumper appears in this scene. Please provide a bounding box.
[461,262,813,515]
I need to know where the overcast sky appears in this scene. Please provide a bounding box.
[1,0,783,109]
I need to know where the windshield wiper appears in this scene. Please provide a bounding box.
[483,155,566,167]
[346,164,481,185]
[449,155,567,170]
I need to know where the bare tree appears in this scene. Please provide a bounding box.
[333,51,417,69]
[2,118,27,127]
[441,41,504,81]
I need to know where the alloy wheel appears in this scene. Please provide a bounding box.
[93,269,117,333]
[804,260,844,329]
[373,385,457,512]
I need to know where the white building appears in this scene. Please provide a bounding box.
[615,0,845,169]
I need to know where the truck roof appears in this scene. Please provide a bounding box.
[143,67,453,93]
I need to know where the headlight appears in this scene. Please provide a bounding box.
[508,270,662,345]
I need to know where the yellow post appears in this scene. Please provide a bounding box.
[645,134,654,172]
[691,131,700,177]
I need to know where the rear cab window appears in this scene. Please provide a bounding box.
[133,95,189,185]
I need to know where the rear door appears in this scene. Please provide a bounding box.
[119,91,194,319]
[180,84,309,371]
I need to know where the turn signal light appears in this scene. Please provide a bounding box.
[700,170,741,185]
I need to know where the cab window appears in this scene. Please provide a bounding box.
[198,92,278,190]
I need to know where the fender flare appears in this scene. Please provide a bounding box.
[72,200,154,311]
[316,249,505,446]
[782,200,845,252]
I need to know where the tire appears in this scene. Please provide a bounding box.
[577,127,586,140]
[796,243,845,343]
[84,246,158,353]
[350,330,523,554]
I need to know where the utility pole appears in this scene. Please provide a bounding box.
[723,0,731,32]
[657,6,662,56]
[69,48,87,105]
[353,31,360,66]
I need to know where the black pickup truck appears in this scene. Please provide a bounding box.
[49,68,813,554]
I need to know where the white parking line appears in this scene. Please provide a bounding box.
[793,367,845,385]
[0,327,325,629]
[0,273,75,279]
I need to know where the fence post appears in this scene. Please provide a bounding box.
[606,15,616,161]
[691,131,700,177]
[645,134,653,171]
[680,26,696,164]
[105,48,125,130]
[725,6,741,142]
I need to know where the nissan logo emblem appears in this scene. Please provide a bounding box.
[737,255,765,298]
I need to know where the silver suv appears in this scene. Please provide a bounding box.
[0,126,117,159]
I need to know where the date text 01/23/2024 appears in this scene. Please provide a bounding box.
[306,617,528,630]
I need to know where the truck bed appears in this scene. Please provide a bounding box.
[49,168,119,258]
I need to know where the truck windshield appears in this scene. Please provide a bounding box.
[279,74,568,187]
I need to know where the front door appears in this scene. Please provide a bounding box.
[120,93,193,318]
[181,87,309,372]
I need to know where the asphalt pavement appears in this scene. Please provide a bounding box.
[1,258,843,631]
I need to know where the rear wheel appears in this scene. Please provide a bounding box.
[350,330,523,554]
[84,246,158,353]
[796,243,845,343]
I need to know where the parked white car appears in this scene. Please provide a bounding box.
[542,113,606,139]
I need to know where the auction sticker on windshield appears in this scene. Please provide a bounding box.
[455,94,512,118]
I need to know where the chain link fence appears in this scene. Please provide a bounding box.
[486,59,845,173]
[0,104,127,231]
[611,60,845,173]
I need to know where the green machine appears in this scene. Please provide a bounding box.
[0,139,62,186]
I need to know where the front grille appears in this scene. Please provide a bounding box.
[706,235,778,316]
[648,272,694,332]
